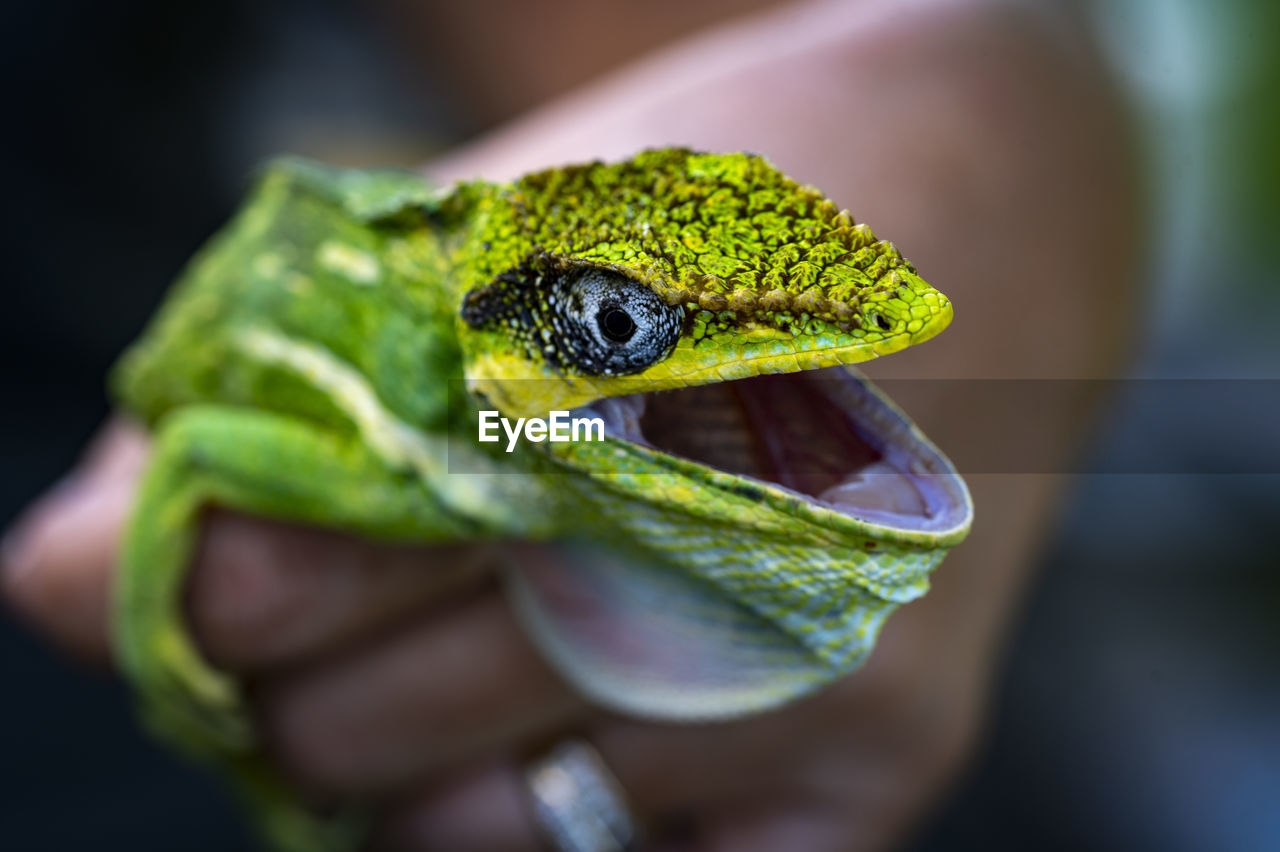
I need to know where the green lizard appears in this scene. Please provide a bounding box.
[111,148,972,850]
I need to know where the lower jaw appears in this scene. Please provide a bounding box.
[576,366,966,533]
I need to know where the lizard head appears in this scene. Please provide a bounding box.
[454,150,971,711]
[456,148,968,539]
[457,148,951,411]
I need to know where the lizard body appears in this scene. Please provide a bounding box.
[112,149,971,850]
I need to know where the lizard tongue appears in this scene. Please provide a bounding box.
[817,461,928,521]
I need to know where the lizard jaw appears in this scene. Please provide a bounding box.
[577,366,968,535]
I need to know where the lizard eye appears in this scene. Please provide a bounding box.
[554,268,683,376]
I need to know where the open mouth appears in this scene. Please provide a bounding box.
[577,367,969,534]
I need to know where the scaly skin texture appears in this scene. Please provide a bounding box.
[466,149,931,329]
[111,149,971,851]
[455,150,951,413]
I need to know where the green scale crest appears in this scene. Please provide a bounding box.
[460,148,942,343]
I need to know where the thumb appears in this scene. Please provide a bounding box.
[2,418,149,664]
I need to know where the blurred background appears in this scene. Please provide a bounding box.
[2,0,1276,849]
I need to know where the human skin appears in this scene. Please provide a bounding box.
[1,1,1141,850]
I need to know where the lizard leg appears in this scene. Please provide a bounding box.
[116,404,456,852]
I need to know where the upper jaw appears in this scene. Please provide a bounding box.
[625,304,954,392]
[463,303,953,420]
[571,366,972,540]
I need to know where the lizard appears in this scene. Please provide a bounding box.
[110,147,973,850]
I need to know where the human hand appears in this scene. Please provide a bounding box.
[2,0,1142,848]
[3,417,985,851]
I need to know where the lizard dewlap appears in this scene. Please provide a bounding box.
[111,148,972,852]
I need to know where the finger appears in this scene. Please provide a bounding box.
[1,419,149,662]
[689,801,853,852]
[375,713,809,850]
[260,582,584,796]
[374,761,541,852]
[190,515,495,672]
[376,750,839,852]
[376,657,937,852]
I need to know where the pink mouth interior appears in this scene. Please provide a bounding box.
[583,368,965,531]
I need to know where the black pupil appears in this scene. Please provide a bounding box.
[599,307,636,343]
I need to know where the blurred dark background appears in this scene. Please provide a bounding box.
[2,1,1277,850]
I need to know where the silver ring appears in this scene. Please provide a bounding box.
[526,739,639,852]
